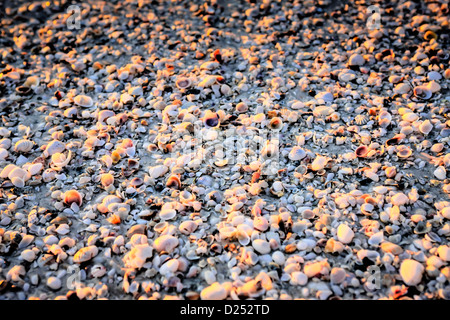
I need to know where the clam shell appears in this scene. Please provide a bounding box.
[74,94,94,108]
[153,235,179,253]
[413,86,432,100]
[289,146,306,161]
[14,139,34,153]
[64,190,83,207]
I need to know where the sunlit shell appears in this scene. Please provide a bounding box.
[97,195,121,213]
[1,164,18,178]
[268,117,283,131]
[42,169,57,182]
[397,146,412,158]
[419,120,433,135]
[413,86,432,100]
[385,166,397,178]
[149,165,168,179]
[111,150,121,163]
[166,175,181,189]
[180,190,195,204]
[129,177,144,187]
[353,114,368,125]
[14,139,34,153]
[51,151,72,169]
[160,208,177,220]
[153,235,179,253]
[355,145,369,158]
[311,155,328,171]
[98,110,115,124]
[289,146,306,161]
[100,173,114,187]
[27,163,43,176]
[63,190,83,207]
[198,75,217,88]
[74,94,94,108]
[73,246,98,263]
[203,110,220,128]
[176,77,192,90]
[44,140,66,157]
[8,167,29,182]
[235,102,248,113]
[179,221,198,235]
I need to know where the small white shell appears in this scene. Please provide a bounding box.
[148,165,169,179]
[159,208,177,220]
[289,146,306,161]
[27,163,43,176]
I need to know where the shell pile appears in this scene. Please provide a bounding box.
[0,0,449,301]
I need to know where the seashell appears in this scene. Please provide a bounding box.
[235,102,248,113]
[434,166,446,180]
[42,169,57,182]
[200,61,219,70]
[337,224,354,244]
[393,83,411,94]
[419,120,433,135]
[1,164,18,178]
[176,77,192,90]
[179,221,198,235]
[27,163,43,176]
[198,75,217,88]
[51,151,72,169]
[101,173,114,187]
[160,208,177,220]
[74,95,94,108]
[111,150,121,164]
[252,239,271,254]
[289,146,306,161]
[11,176,25,188]
[270,181,284,197]
[97,195,121,213]
[353,114,368,125]
[149,165,168,179]
[166,175,181,189]
[64,190,82,207]
[413,86,432,100]
[355,145,369,158]
[153,235,179,253]
[311,155,328,171]
[44,140,66,157]
[180,190,195,204]
[397,146,412,158]
[236,229,250,246]
[424,30,437,41]
[73,245,99,263]
[385,166,397,178]
[8,167,30,183]
[98,110,115,124]
[129,177,143,187]
[268,117,283,131]
[203,110,220,128]
[14,139,34,153]
[23,76,39,88]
